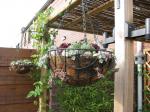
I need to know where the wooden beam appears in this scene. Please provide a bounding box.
[64,0,114,27]
[114,0,134,112]
[49,25,109,35]
[48,0,81,23]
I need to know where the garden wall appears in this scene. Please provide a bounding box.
[0,48,37,112]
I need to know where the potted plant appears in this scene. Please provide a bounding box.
[10,59,34,74]
[49,41,116,86]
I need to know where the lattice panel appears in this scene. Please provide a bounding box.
[144,49,150,111]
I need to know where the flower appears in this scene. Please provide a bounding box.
[10,59,34,74]
[92,43,100,53]
[10,59,33,66]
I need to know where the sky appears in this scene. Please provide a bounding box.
[0,0,47,48]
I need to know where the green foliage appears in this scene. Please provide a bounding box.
[27,81,43,98]
[30,7,57,56]
[68,41,94,50]
[55,73,114,112]
[27,7,57,99]
[80,42,94,50]
[31,8,53,40]
[27,69,52,98]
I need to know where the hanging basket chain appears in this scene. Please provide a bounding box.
[48,0,116,86]
[56,2,72,42]
[58,0,74,30]
[82,0,87,42]
[88,15,103,47]
[82,0,102,46]
[58,11,68,30]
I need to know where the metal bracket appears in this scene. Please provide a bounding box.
[117,0,120,9]
[135,52,146,64]
[125,18,150,42]
[102,28,115,48]
[103,18,150,48]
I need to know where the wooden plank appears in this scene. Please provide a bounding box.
[0,48,35,66]
[114,0,134,112]
[0,67,33,85]
[0,85,34,105]
[0,71,33,85]
[0,97,33,105]
[0,85,33,96]
[64,0,114,27]
[48,0,81,23]
[0,48,35,57]
[0,75,33,85]
[0,103,37,112]
[0,67,20,75]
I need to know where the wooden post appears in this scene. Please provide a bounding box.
[39,68,47,112]
[38,36,49,112]
[114,0,134,112]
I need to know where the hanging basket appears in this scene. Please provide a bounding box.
[10,60,34,74]
[49,48,115,86]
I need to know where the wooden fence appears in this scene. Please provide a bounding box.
[0,48,37,112]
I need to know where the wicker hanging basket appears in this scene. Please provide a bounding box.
[10,64,34,74]
[10,60,34,74]
[49,48,115,86]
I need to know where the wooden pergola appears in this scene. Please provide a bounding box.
[22,0,150,112]
[45,0,150,112]
[47,0,150,35]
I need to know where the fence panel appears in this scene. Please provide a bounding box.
[0,48,37,112]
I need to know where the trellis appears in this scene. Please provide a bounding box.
[144,49,150,111]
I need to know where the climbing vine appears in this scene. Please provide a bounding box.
[26,7,57,112]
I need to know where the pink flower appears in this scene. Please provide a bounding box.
[58,43,71,54]
[92,43,100,53]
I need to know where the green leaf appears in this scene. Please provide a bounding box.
[27,91,36,98]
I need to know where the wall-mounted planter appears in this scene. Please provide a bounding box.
[10,59,34,74]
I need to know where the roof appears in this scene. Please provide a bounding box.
[47,0,150,35]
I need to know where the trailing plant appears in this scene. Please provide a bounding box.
[26,7,57,112]
[55,72,114,112]
[10,59,34,74]
[27,7,52,96]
